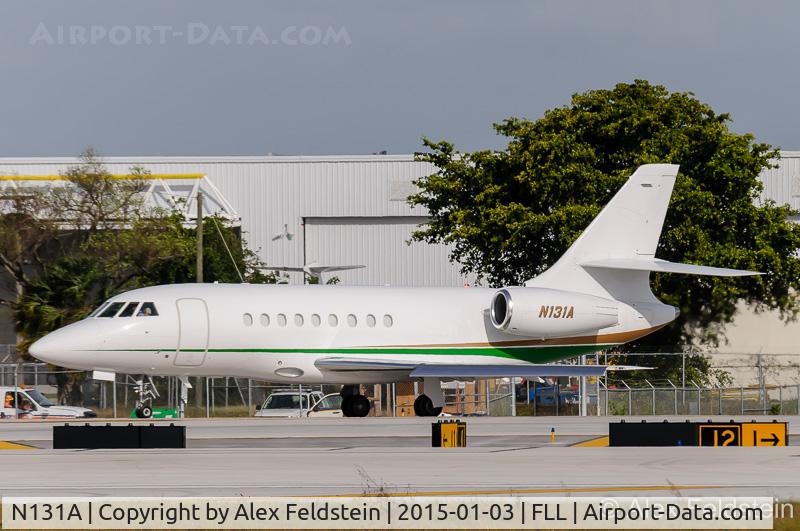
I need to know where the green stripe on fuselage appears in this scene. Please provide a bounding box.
[102,344,616,364]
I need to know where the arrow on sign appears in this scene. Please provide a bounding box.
[760,434,780,446]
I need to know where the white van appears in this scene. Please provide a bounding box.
[0,387,96,420]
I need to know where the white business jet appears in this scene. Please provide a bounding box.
[29,164,759,417]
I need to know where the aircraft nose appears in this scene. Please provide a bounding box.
[28,333,65,365]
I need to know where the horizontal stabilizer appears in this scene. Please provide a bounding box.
[580,258,762,277]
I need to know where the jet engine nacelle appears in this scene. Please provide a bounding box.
[490,287,619,338]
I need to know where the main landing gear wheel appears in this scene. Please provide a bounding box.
[135,405,152,419]
[341,395,370,417]
[414,394,442,417]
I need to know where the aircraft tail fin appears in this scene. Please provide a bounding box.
[526,164,761,302]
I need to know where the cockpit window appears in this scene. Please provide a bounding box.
[88,302,110,317]
[118,302,139,317]
[137,302,158,317]
[98,302,125,318]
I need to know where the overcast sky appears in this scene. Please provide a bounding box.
[1,1,797,156]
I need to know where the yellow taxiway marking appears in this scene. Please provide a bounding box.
[0,441,35,450]
[324,485,722,498]
[572,436,609,447]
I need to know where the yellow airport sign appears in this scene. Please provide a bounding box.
[698,424,741,447]
[740,422,787,447]
[610,420,790,447]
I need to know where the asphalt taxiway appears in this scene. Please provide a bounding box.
[0,416,798,498]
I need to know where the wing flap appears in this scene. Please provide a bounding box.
[580,258,762,277]
[314,358,417,372]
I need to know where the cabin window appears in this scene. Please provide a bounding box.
[383,314,393,327]
[328,314,338,327]
[347,314,357,327]
[366,314,376,327]
[118,302,139,318]
[260,313,270,327]
[137,302,159,316]
[277,313,287,326]
[311,314,321,327]
[99,302,125,318]
[294,313,304,326]
[243,313,253,326]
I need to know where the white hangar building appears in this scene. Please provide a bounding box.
[0,155,471,289]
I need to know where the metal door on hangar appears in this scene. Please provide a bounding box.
[174,298,209,366]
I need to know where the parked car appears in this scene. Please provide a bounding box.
[306,393,343,417]
[1,386,96,419]
[530,387,579,407]
[254,390,344,418]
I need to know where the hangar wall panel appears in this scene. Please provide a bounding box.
[304,217,471,286]
[758,151,800,212]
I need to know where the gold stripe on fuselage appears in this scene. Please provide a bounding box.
[367,324,666,349]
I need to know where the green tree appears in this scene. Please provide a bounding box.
[410,80,800,383]
[3,150,278,403]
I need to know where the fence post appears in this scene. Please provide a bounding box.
[485,380,490,416]
[693,381,701,415]
[740,386,744,415]
[622,380,632,415]
[598,380,607,416]
[645,380,655,416]
[667,380,677,415]
[510,378,516,417]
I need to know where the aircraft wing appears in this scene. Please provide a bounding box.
[315,358,649,378]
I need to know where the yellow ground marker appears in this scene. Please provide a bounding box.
[0,441,35,450]
[572,436,609,447]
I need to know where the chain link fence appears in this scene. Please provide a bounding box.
[2,351,798,418]
[599,380,799,416]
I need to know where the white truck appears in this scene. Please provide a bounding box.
[254,390,343,418]
[0,386,97,420]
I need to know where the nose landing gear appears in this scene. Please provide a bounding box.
[340,385,371,417]
[132,376,159,419]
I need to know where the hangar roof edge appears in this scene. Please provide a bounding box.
[0,154,419,165]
